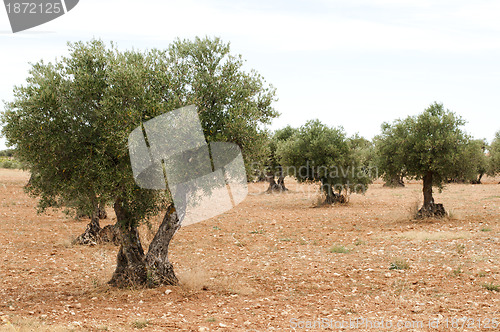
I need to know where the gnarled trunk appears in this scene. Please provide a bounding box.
[383,174,405,187]
[422,171,433,209]
[471,172,484,184]
[144,205,181,286]
[73,212,101,245]
[108,199,147,288]
[321,179,346,204]
[266,166,287,192]
[74,202,116,245]
[417,171,446,218]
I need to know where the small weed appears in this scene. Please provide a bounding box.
[389,259,410,270]
[212,226,221,230]
[91,278,100,288]
[330,245,349,254]
[235,241,245,247]
[132,319,149,329]
[354,239,365,246]
[452,266,463,276]
[299,239,307,245]
[480,227,492,232]
[250,229,264,234]
[482,283,500,292]
[280,238,292,242]
[206,317,217,322]
[477,271,486,277]
[456,244,466,255]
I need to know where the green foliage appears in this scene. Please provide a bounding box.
[482,282,500,292]
[330,245,350,253]
[167,37,278,178]
[373,123,408,185]
[0,149,15,157]
[265,125,297,179]
[389,258,410,270]
[277,120,372,202]
[449,138,489,183]
[489,131,500,176]
[376,102,470,195]
[0,156,22,169]
[1,37,278,225]
[348,133,377,180]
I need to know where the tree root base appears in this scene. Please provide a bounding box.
[417,203,446,219]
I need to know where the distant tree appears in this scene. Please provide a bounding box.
[378,102,470,217]
[0,148,15,157]
[488,130,500,179]
[265,125,296,192]
[277,120,372,204]
[1,37,277,288]
[373,124,407,187]
[448,138,488,184]
[348,134,377,181]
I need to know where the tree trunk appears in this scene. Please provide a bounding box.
[422,171,434,209]
[97,202,108,219]
[266,167,287,192]
[73,212,101,245]
[383,174,404,187]
[74,202,116,245]
[108,199,147,288]
[471,172,484,184]
[144,205,181,286]
[417,171,446,218]
[321,179,346,204]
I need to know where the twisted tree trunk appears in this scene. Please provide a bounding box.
[108,199,147,288]
[73,210,101,245]
[266,166,287,192]
[417,171,446,218]
[144,205,181,286]
[383,174,405,187]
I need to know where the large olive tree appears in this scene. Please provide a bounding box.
[1,37,277,287]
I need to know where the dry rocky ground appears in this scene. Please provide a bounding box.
[0,169,499,331]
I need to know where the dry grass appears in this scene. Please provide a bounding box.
[0,316,76,331]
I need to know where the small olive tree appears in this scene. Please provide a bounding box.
[378,102,470,217]
[265,126,297,192]
[277,120,372,204]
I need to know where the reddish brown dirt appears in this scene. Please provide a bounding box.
[1,169,499,331]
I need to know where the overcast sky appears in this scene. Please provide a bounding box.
[1,0,499,150]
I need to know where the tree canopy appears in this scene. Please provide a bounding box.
[488,131,500,177]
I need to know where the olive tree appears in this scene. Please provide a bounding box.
[447,138,488,184]
[377,102,470,217]
[1,37,277,287]
[373,123,408,187]
[265,126,296,192]
[488,131,500,179]
[277,120,372,204]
